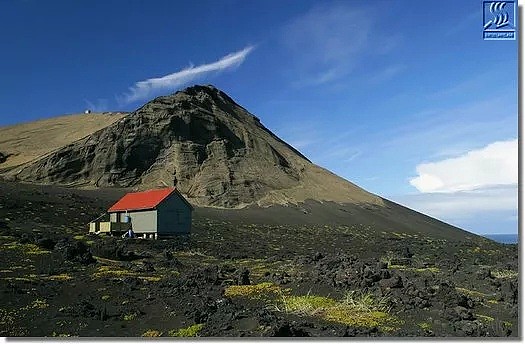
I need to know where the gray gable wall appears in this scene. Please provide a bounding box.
[156,191,192,234]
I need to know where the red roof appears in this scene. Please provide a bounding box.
[108,187,176,212]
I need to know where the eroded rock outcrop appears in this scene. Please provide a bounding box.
[11,85,383,208]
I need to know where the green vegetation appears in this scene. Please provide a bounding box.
[414,267,440,273]
[342,291,390,313]
[3,243,50,255]
[3,277,35,282]
[224,282,283,300]
[267,288,399,331]
[491,269,518,279]
[3,274,73,282]
[387,264,440,274]
[391,232,408,238]
[324,291,398,329]
[101,295,110,301]
[93,265,162,282]
[281,295,337,316]
[455,287,489,299]
[469,246,498,255]
[278,291,399,330]
[0,308,15,328]
[141,329,162,337]
[388,264,406,269]
[225,281,400,331]
[475,314,494,322]
[19,299,49,311]
[138,276,162,282]
[93,265,163,282]
[380,252,440,274]
[325,308,393,329]
[228,258,300,279]
[0,307,28,336]
[46,273,72,281]
[93,265,136,279]
[168,323,204,337]
[380,252,395,265]
[51,332,72,337]
[418,322,432,330]
[73,235,95,246]
[31,299,49,309]
[123,312,139,321]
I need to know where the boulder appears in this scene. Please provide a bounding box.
[379,275,403,289]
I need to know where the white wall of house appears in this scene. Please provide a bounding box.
[109,210,158,233]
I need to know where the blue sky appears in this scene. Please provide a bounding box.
[0,0,518,235]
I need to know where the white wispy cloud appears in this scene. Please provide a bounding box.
[325,146,362,162]
[367,64,405,85]
[84,98,110,112]
[119,46,254,104]
[427,71,496,100]
[288,139,317,150]
[375,33,404,54]
[381,96,517,159]
[409,139,517,193]
[281,4,403,87]
[277,120,368,166]
[444,11,480,37]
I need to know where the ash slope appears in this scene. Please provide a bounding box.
[10,85,382,208]
[0,112,127,171]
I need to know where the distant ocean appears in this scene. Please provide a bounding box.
[483,234,518,244]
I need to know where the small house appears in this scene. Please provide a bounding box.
[90,187,193,239]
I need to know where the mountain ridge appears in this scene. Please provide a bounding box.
[2,85,383,208]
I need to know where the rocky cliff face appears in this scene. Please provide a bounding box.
[11,85,383,208]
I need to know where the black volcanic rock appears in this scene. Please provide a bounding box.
[0,152,10,164]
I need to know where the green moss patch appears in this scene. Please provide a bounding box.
[224,282,283,300]
[3,243,50,255]
[418,322,432,330]
[491,269,518,279]
[388,265,440,274]
[225,282,400,332]
[281,295,337,316]
[475,314,494,323]
[455,287,490,299]
[46,274,72,281]
[123,312,139,321]
[141,329,162,337]
[281,292,399,330]
[168,323,204,337]
[92,265,136,279]
[325,308,393,328]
